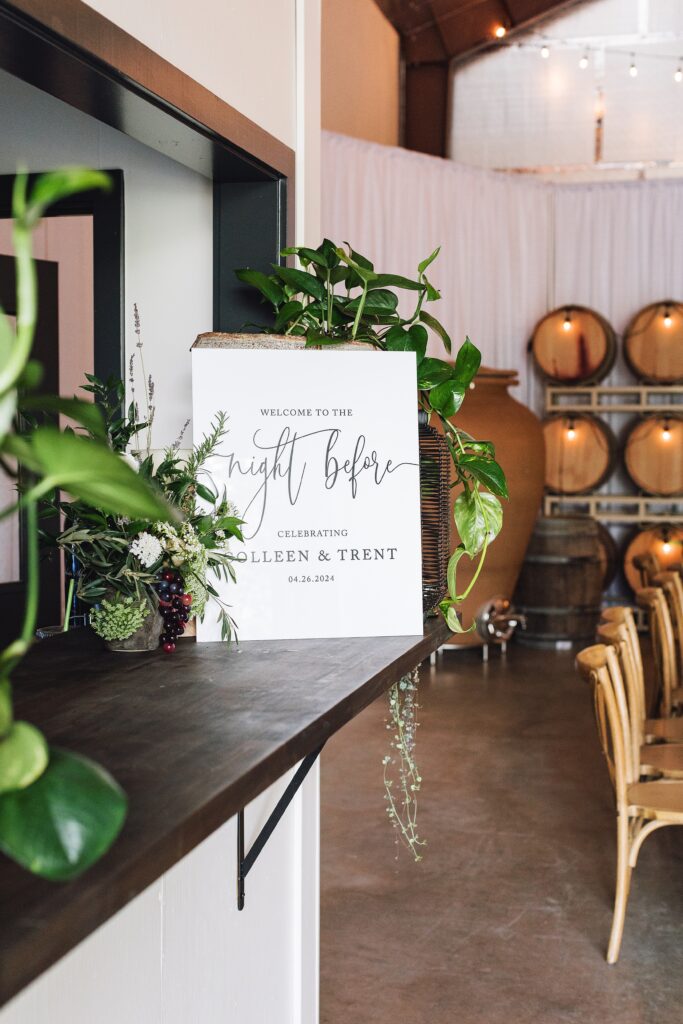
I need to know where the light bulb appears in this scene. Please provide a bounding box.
[494,24,506,39]
[629,56,638,78]
[663,307,673,328]
[675,65,682,83]
[541,44,550,59]
[662,542,672,555]
[579,53,589,69]
[662,420,672,441]
[562,311,572,331]
[566,418,576,440]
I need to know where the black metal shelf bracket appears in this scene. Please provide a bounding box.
[237,743,324,910]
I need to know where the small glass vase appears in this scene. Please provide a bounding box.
[104,591,163,653]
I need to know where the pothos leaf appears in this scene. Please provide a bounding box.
[0,722,48,794]
[234,268,284,307]
[417,357,452,389]
[458,454,509,498]
[454,489,503,556]
[418,247,440,276]
[419,310,451,355]
[0,747,127,881]
[453,336,482,387]
[428,378,466,418]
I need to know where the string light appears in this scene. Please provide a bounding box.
[579,52,589,69]
[494,24,506,39]
[662,419,672,442]
[663,306,673,328]
[566,417,576,441]
[662,540,672,555]
[562,310,572,332]
[629,55,638,77]
[676,64,683,83]
[541,44,550,59]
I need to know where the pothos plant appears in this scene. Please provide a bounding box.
[236,238,508,630]
[237,240,508,861]
[0,169,177,880]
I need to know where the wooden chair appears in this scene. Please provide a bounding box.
[576,643,683,963]
[636,588,683,717]
[597,619,683,778]
[633,552,660,587]
[600,605,683,742]
[654,571,683,680]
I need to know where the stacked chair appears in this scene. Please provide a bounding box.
[576,568,683,963]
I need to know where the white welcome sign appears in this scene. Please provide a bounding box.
[191,346,423,642]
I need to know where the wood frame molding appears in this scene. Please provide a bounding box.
[0,0,295,184]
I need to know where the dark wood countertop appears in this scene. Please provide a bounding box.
[0,617,449,1007]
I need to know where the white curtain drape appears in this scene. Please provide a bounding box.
[322,131,683,403]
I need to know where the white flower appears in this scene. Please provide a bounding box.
[130,531,163,568]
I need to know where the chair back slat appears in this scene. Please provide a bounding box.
[576,644,634,805]
[633,552,660,588]
[654,571,683,680]
[597,619,643,772]
[637,587,677,717]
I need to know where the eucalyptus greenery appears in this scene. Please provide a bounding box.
[236,239,508,632]
[0,169,177,881]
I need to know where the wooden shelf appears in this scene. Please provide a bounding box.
[544,493,683,524]
[0,618,450,1008]
[545,384,683,414]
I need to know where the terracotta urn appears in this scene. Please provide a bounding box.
[442,367,545,646]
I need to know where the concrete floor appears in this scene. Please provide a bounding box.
[320,643,683,1024]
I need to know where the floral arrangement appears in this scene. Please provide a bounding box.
[43,342,244,651]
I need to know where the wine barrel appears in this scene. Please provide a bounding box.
[515,516,603,647]
[624,415,683,496]
[623,525,683,594]
[624,301,683,384]
[542,412,617,494]
[596,522,619,588]
[531,306,617,384]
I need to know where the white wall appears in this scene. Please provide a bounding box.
[83,0,297,149]
[450,0,683,179]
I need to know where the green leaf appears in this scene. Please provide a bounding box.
[346,289,398,316]
[234,268,284,307]
[21,395,106,438]
[446,545,467,601]
[0,722,48,794]
[368,274,424,292]
[445,604,475,634]
[273,265,326,301]
[418,247,440,276]
[453,337,481,387]
[0,389,16,439]
[454,489,503,556]
[385,324,427,364]
[195,482,217,504]
[26,169,111,227]
[419,310,452,355]
[30,428,179,520]
[428,378,466,418]
[335,249,377,284]
[18,359,44,391]
[458,455,508,498]
[417,357,452,389]
[0,747,127,881]
[273,300,304,332]
[293,246,330,269]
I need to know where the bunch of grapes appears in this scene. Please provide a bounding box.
[156,569,192,653]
